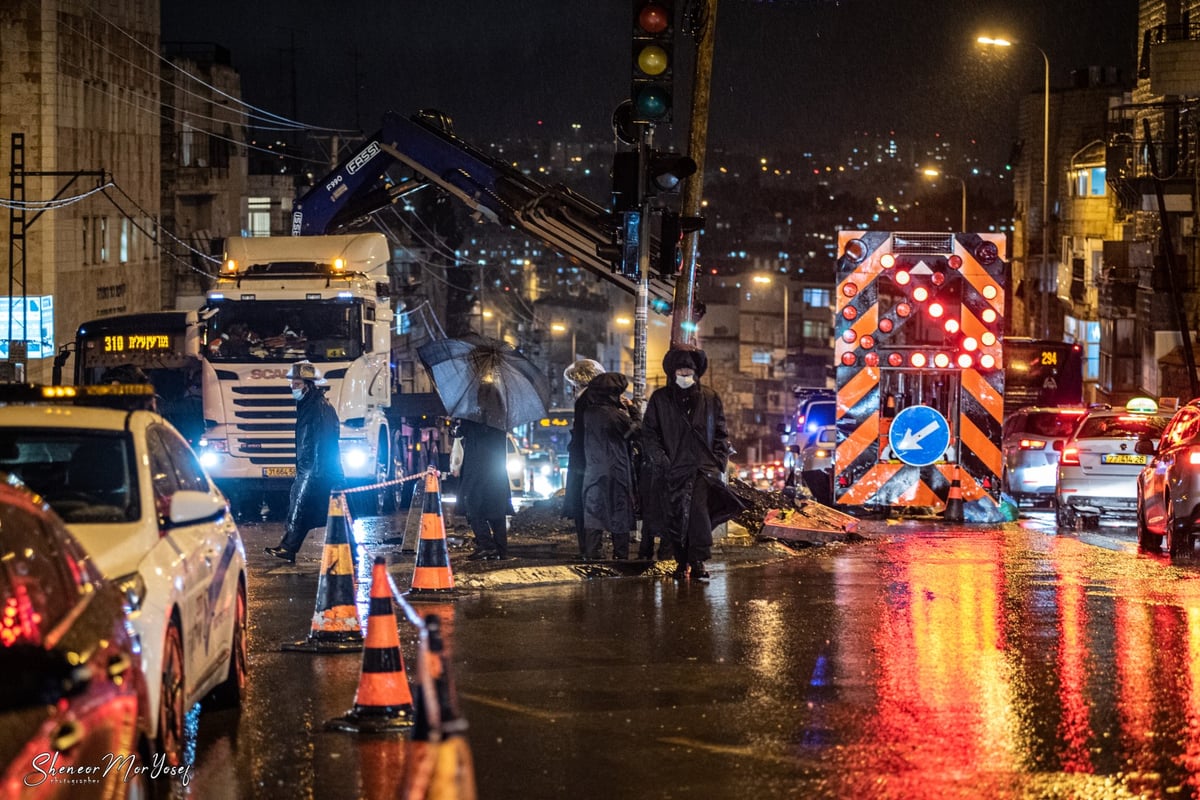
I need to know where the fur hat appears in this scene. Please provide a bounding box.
[662,346,708,378]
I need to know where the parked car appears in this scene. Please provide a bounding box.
[0,384,247,767]
[0,474,148,800]
[1055,397,1171,528]
[1000,406,1087,506]
[1136,397,1200,555]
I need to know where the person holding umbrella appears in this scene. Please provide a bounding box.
[452,380,515,560]
[266,360,344,563]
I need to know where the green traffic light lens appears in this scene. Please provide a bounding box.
[635,87,670,120]
[636,45,669,76]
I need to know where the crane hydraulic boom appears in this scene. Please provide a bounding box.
[292,110,673,303]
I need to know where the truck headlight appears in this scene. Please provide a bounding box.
[344,446,369,470]
[507,456,523,478]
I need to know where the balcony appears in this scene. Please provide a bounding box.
[1139,23,1200,94]
[1106,101,1198,214]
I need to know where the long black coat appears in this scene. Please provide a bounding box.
[456,420,514,520]
[285,386,344,541]
[642,374,738,549]
[578,374,637,534]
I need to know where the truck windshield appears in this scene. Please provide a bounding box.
[204,300,364,363]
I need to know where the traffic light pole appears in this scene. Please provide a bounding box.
[671,0,717,347]
[633,128,654,408]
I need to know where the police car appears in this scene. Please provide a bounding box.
[0,384,247,766]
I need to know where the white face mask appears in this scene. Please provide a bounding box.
[292,388,305,401]
[676,375,696,389]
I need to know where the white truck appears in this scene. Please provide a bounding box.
[195,232,394,513]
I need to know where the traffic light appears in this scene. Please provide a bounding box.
[631,1,675,123]
[646,150,696,195]
[611,151,640,212]
[656,211,704,279]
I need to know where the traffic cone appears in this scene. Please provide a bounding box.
[327,556,416,733]
[407,469,457,599]
[282,496,363,653]
[944,463,965,523]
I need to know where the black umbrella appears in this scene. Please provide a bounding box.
[417,334,551,430]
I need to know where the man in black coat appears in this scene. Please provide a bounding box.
[454,418,515,560]
[267,360,345,562]
[576,372,638,560]
[642,346,741,582]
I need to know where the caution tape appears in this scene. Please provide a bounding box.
[336,466,441,496]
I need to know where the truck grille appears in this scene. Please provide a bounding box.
[230,384,296,461]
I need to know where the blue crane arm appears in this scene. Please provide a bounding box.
[291,111,673,302]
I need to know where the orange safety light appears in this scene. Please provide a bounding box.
[944,318,960,334]
[979,353,997,369]
[933,352,951,368]
[880,253,896,268]
[224,259,238,273]
[911,352,927,368]
[963,336,978,351]
[928,303,944,318]
[913,286,929,302]
[956,353,974,368]
[895,270,911,286]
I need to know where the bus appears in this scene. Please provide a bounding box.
[520,408,574,497]
[1002,337,1085,417]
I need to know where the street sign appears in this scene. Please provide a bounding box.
[890,404,951,467]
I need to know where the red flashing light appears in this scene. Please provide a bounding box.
[944,318,960,334]
[981,331,997,346]
[911,353,927,368]
[931,271,945,286]
[895,270,911,286]
[864,352,879,367]
[928,303,944,318]
[887,353,903,367]
[1189,449,1200,466]
[982,284,998,300]
[979,353,996,369]
[948,255,963,270]
[842,306,858,321]
[840,352,857,366]
[956,353,973,368]
[842,282,859,298]
[963,336,978,351]
[844,239,868,263]
[896,302,912,318]
[933,352,951,368]
[879,318,894,333]
[880,253,896,268]
[913,286,929,302]
[860,335,875,349]
[982,308,998,324]
[1019,439,1047,450]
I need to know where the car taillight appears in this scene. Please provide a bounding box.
[1060,446,1080,466]
[1018,439,1047,450]
[1189,449,1200,466]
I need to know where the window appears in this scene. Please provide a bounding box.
[802,287,831,308]
[1073,166,1106,197]
[98,217,109,264]
[247,197,272,237]
[81,217,89,265]
[119,218,129,264]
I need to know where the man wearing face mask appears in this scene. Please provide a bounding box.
[642,345,744,582]
[266,360,345,563]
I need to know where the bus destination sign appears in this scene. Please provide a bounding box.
[103,334,174,354]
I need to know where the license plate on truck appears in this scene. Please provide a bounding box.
[263,467,296,478]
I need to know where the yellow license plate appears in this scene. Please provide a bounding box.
[263,466,296,478]
[1102,453,1145,465]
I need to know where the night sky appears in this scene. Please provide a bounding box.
[160,0,1138,169]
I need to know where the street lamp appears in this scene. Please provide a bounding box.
[978,35,1051,338]
[921,168,967,231]
[753,274,789,377]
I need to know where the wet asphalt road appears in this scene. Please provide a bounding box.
[161,507,1200,799]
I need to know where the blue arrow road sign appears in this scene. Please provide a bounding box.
[890,404,951,467]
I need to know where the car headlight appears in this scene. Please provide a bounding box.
[507,456,524,477]
[343,446,369,470]
[116,571,146,615]
[199,450,220,468]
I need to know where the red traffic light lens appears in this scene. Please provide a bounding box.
[638,3,670,32]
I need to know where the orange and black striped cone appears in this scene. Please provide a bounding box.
[282,496,363,653]
[407,469,457,599]
[944,463,965,523]
[327,556,415,733]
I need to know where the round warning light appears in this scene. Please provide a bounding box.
[944,318,960,334]
[931,271,946,286]
[957,353,974,369]
[933,352,951,368]
[864,352,879,367]
[842,329,857,343]
[842,306,858,321]
[888,353,903,367]
[963,336,978,351]
[895,270,911,286]
[896,302,912,318]
[928,302,944,318]
[913,286,929,302]
[948,254,963,270]
[860,335,875,350]
[840,352,857,366]
[974,241,999,265]
[981,331,997,346]
[842,282,859,298]
[910,352,927,368]
[879,318,894,333]
[982,284,998,300]
[844,239,868,263]
[979,353,997,369]
[880,253,895,269]
[981,308,998,324]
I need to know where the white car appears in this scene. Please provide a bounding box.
[0,384,248,766]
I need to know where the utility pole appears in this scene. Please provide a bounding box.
[672,0,717,348]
